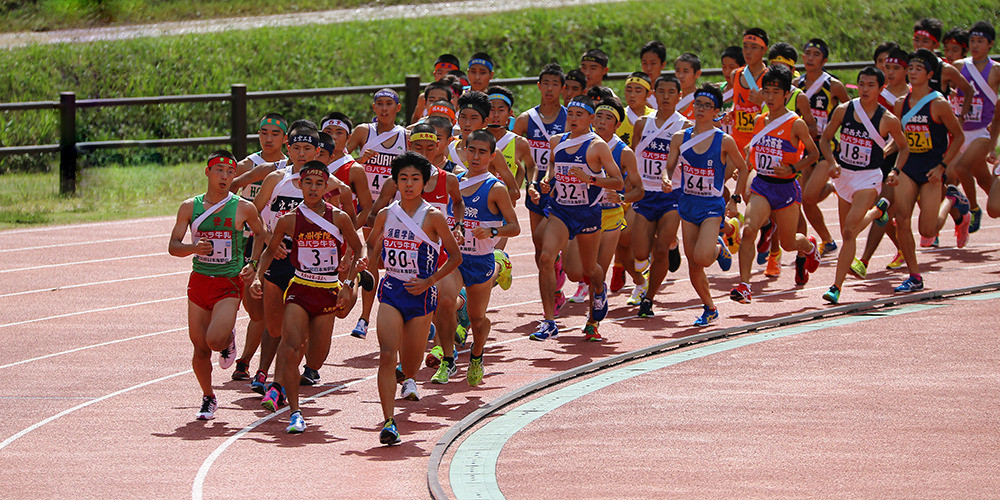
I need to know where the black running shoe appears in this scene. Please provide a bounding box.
[300,366,320,386]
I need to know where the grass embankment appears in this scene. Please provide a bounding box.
[0,0,996,227]
[0,0,444,33]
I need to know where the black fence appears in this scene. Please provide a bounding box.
[0,60,878,195]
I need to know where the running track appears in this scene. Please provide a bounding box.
[1,195,998,498]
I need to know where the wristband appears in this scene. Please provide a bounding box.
[590,175,597,184]
[452,220,464,231]
[490,227,499,237]
[730,194,741,204]
[342,279,355,289]
[939,161,948,170]
[249,259,259,271]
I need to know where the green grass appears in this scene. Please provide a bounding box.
[0,0,445,33]
[0,162,203,229]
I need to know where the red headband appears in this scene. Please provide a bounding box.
[435,62,459,72]
[207,156,236,169]
[428,104,457,125]
[885,57,906,67]
[914,29,938,44]
[743,34,767,48]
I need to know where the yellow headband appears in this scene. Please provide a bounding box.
[625,76,652,91]
[595,104,623,122]
[771,55,796,68]
[410,132,438,143]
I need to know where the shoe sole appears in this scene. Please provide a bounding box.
[232,372,249,381]
[380,433,401,446]
[195,414,215,420]
[262,400,277,412]
[403,393,419,401]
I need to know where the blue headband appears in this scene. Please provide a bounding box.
[374,89,399,104]
[317,139,335,154]
[468,58,494,72]
[289,134,319,147]
[970,30,995,42]
[567,100,595,114]
[804,41,829,58]
[694,91,722,109]
[488,93,512,107]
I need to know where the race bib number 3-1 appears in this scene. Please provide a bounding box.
[297,241,339,275]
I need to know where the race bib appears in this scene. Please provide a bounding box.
[382,237,420,276]
[194,231,233,265]
[681,160,716,197]
[297,240,340,275]
[813,109,829,133]
[948,94,963,117]
[364,153,394,197]
[553,162,589,206]
[838,134,873,168]
[734,109,756,133]
[753,148,783,176]
[905,125,932,154]
[529,139,550,175]
[965,96,984,122]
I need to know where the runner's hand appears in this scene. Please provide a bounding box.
[539,180,551,194]
[239,264,255,280]
[404,277,434,295]
[885,171,899,187]
[568,166,589,182]
[193,239,213,256]
[250,279,263,299]
[355,256,369,273]
[829,165,842,179]
[273,240,290,260]
[357,150,377,163]
[660,178,672,193]
[336,285,356,312]
[528,185,541,203]
[339,247,355,272]
[471,227,492,239]
[452,227,465,246]
[927,164,945,184]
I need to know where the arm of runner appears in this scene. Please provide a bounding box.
[167,199,211,257]
[783,118,820,177]
[237,198,267,279]
[252,170,281,214]
[366,179,398,228]
[944,64,975,119]
[344,124,368,156]
[819,104,847,177]
[489,152,519,205]
[251,213,292,299]
[661,129,685,193]
[722,134,749,201]
[473,183,520,240]
[445,173,466,245]
[796,92,818,138]
[514,136,533,191]
[365,208,388,271]
[232,162,275,192]
[404,209,463,295]
[575,139,623,191]
[831,78,850,106]
[410,94,427,125]
[883,113,909,179]
[630,117,647,151]
[929,98,965,183]
[351,165,375,229]
[620,147,644,204]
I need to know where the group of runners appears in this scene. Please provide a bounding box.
[169,18,1000,444]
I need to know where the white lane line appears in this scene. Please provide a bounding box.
[0,296,184,329]
[0,234,168,253]
[0,252,163,274]
[0,271,187,299]
[0,217,172,236]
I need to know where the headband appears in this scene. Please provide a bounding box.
[567,100,595,114]
[259,116,288,133]
[428,104,457,124]
[468,58,494,72]
[594,104,623,122]
[909,56,935,73]
[459,102,488,119]
[913,29,938,44]
[945,38,969,49]
[488,93,512,107]
[410,131,438,143]
[289,134,320,147]
[969,30,994,42]
[625,76,652,91]
[694,90,722,109]
[743,34,767,48]
[207,156,236,169]
[435,61,459,72]
[885,56,906,67]
[317,139,335,154]
[299,165,329,180]
[771,55,796,68]
[374,89,399,104]
[581,54,607,67]
[804,41,829,58]
[321,118,349,133]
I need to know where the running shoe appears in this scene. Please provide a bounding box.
[250,370,267,395]
[300,366,320,386]
[554,253,567,290]
[554,290,567,317]
[425,345,444,368]
[724,217,741,255]
[195,395,217,420]
[431,359,456,384]
[874,198,891,227]
[637,297,654,318]
[794,256,809,286]
[232,359,250,381]
[849,258,867,279]
[885,251,905,270]
[454,324,468,348]
[894,275,924,293]
[756,221,776,265]
[627,280,648,306]
[380,418,401,445]
[351,318,368,339]
[716,236,732,271]
[693,306,719,327]
[568,282,589,303]
[287,411,306,434]
[920,235,939,248]
[730,283,751,304]
[668,246,682,273]
[804,236,820,273]
[493,249,513,290]
[946,185,971,215]
[634,258,650,275]
[218,331,237,369]
[427,323,436,341]
[820,240,838,258]
[467,357,485,387]
[261,384,285,412]
[822,285,840,304]
[956,212,971,248]
[400,378,420,401]
[970,206,983,233]
[529,320,559,341]
[395,364,405,384]
[359,270,376,291]
[583,322,604,342]
[764,249,782,277]
[610,266,625,293]
[457,288,470,330]
[591,285,608,322]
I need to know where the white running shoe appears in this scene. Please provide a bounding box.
[400,378,420,401]
[635,258,650,275]
[218,331,236,369]
[195,396,217,420]
[568,282,589,303]
[627,280,648,306]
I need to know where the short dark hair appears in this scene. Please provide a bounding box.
[469,52,494,70]
[426,116,454,139]
[873,41,900,63]
[410,122,438,140]
[694,82,724,109]
[627,71,652,87]
[969,21,996,43]
[721,46,746,66]
[317,132,336,154]
[914,18,943,43]
[424,80,453,100]
[564,69,587,88]
[448,69,469,88]
[457,91,491,120]
[803,38,829,59]
[857,65,886,88]
[581,48,609,67]
[569,95,597,111]
[639,40,667,63]
[743,27,769,46]
[887,47,910,65]
[909,48,941,78]
[942,28,969,50]
[596,96,626,122]
[654,74,681,92]
[768,42,798,64]
[435,53,461,68]
[390,151,432,183]
[761,64,792,91]
[288,119,319,139]
[586,85,615,102]
[538,62,565,84]
[675,52,702,72]
[467,129,497,152]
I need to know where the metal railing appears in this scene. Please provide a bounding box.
[0,60,879,195]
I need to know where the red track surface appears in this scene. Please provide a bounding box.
[1,194,998,498]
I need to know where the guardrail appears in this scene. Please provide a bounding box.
[0,60,880,195]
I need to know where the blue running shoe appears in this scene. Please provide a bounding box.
[250,370,267,395]
[380,418,401,445]
[351,318,368,339]
[874,197,891,226]
[529,320,558,341]
[894,275,924,293]
[716,236,732,271]
[970,206,983,233]
[820,240,838,258]
[822,285,840,304]
[427,323,436,341]
[591,285,608,322]
[287,411,306,434]
[946,185,970,215]
[456,288,470,330]
[693,306,719,327]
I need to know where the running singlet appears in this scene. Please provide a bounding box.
[240,152,282,202]
[749,112,802,179]
[452,173,504,256]
[617,105,654,145]
[191,194,243,277]
[837,101,886,171]
[328,154,357,205]
[796,72,836,134]
[679,128,726,197]
[382,201,440,281]
[495,131,519,178]
[260,162,301,232]
[361,124,407,199]
[957,58,997,130]
[524,105,567,181]
[551,132,604,208]
[636,112,685,192]
[422,166,450,213]
[289,203,344,283]
[447,141,467,171]
[730,65,766,151]
[901,92,949,168]
[600,135,628,209]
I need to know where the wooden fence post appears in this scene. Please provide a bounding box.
[231,84,248,160]
[59,92,77,196]
[404,75,421,124]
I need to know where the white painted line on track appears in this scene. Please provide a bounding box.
[0,296,184,329]
[0,271,187,299]
[0,216,172,235]
[0,252,163,273]
[0,234,168,253]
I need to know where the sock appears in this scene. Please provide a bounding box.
[911,273,922,281]
[471,353,483,362]
[443,356,454,366]
[860,258,869,266]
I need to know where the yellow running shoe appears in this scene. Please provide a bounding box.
[724,217,741,254]
[849,258,867,279]
[885,251,905,270]
[493,250,513,290]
